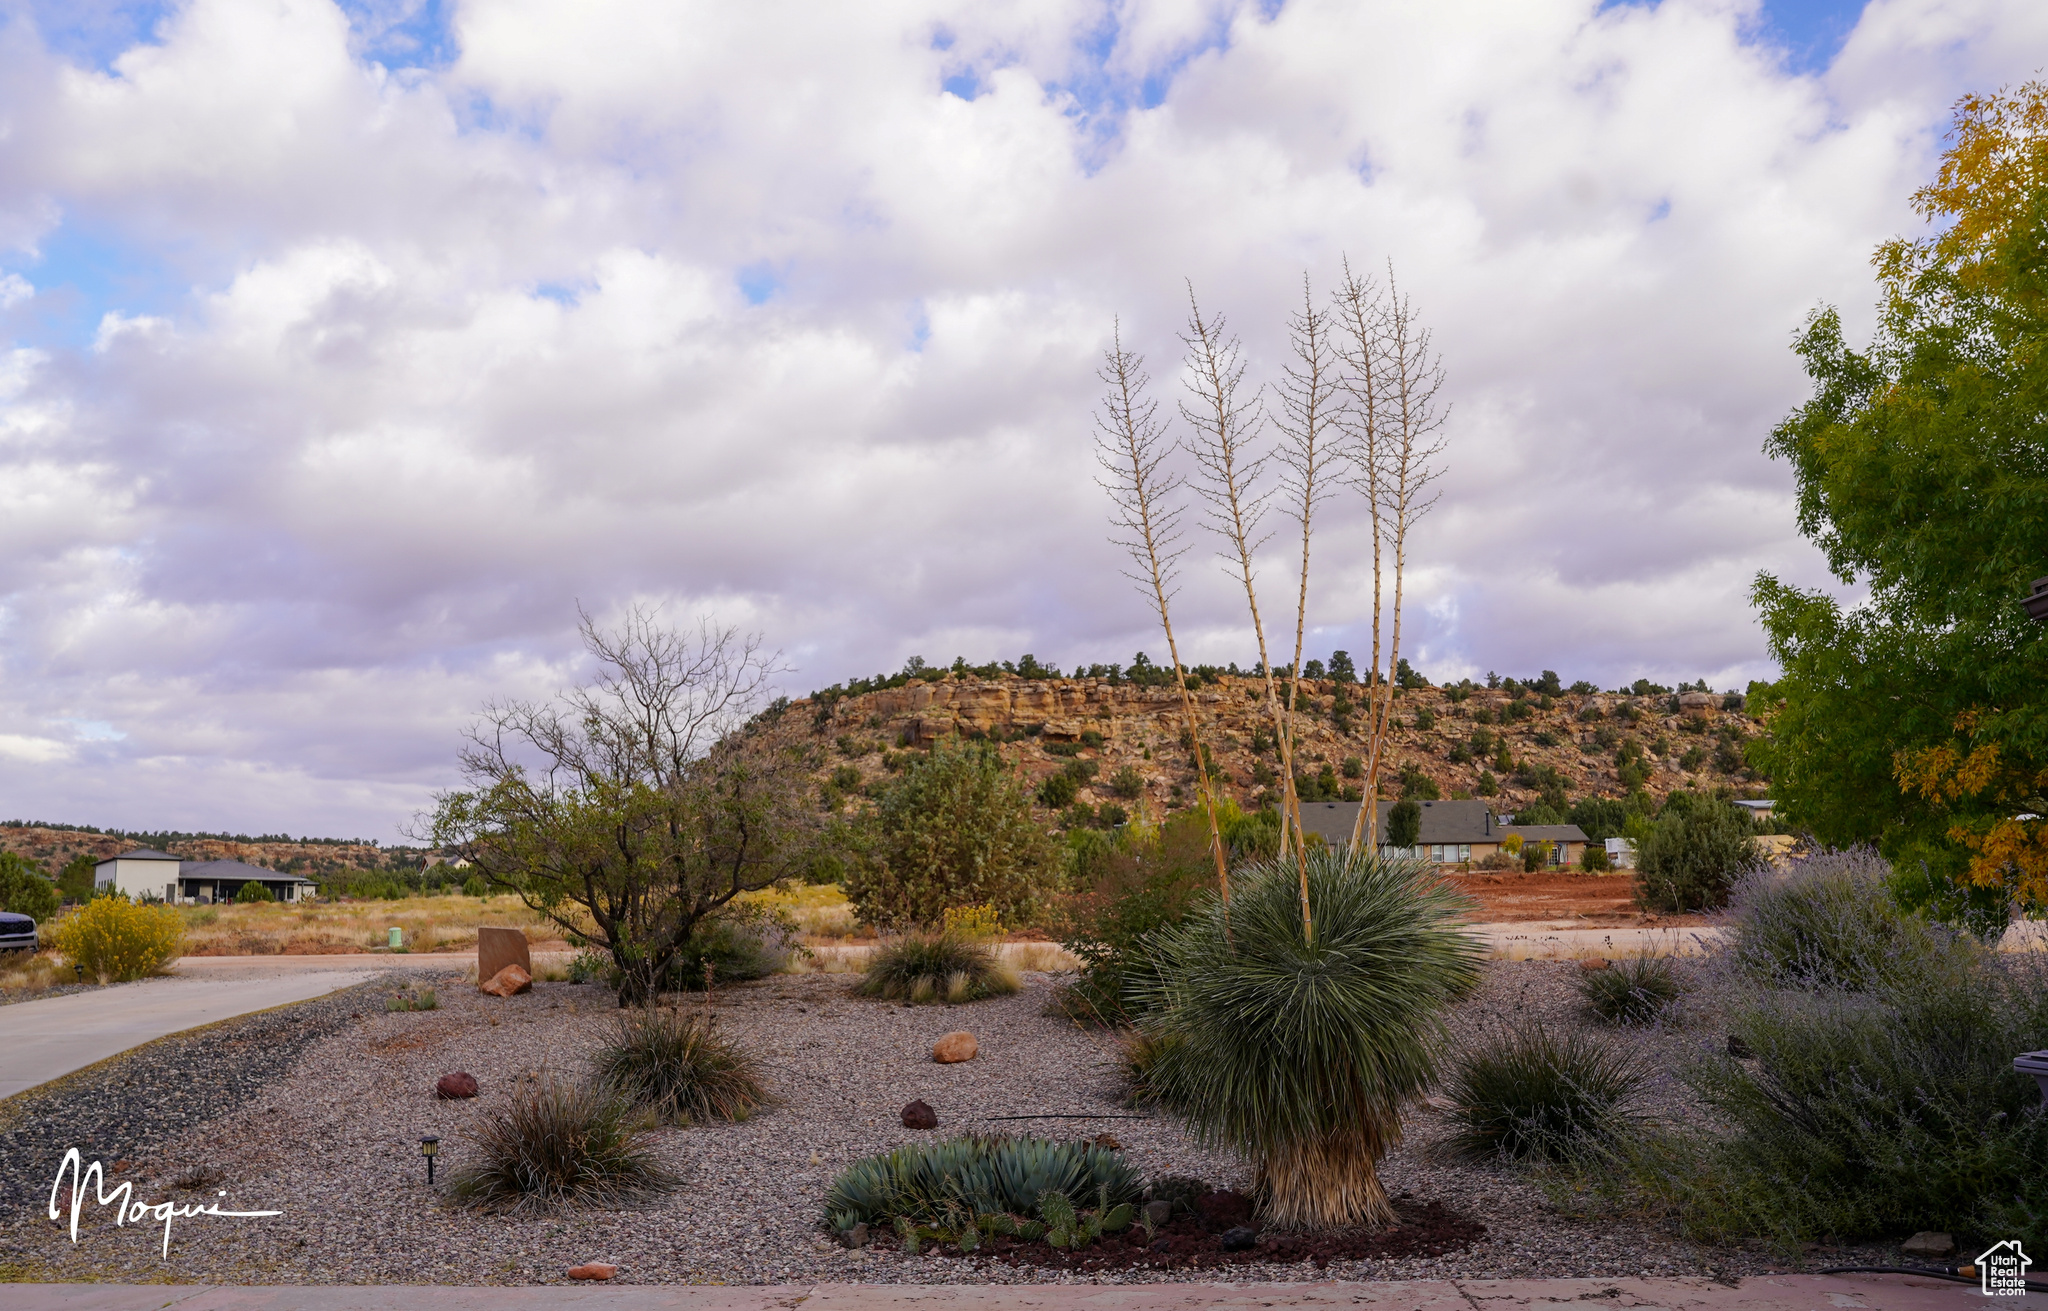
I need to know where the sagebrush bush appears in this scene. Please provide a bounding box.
[1723,848,1958,991]
[663,910,796,990]
[1442,1026,1647,1163]
[1639,948,2048,1249]
[448,1077,676,1214]
[856,930,1019,1004]
[1577,954,1683,1025]
[1134,849,1481,1228]
[48,896,184,983]
[824,1135,1140,1232]
[593,1008,770,1125]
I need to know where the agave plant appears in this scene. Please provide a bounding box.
[823,1135,1141,1236]
[1132,848,1482,1229]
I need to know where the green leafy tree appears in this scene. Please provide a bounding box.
[429,609,816,1006]
[0,852,60,919]
[1752,83,2048,926]
[846,740,1056,930]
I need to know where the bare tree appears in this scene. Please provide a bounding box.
[1339,263,1447,851]
[1179,285,1314,940]
[427,608,814,1006]
[1273,274,1345,842]
[1094,323,1232,904]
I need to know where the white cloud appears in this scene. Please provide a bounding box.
[0,0,2037,838]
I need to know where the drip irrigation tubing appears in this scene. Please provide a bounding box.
[1820,1265,2048,1294]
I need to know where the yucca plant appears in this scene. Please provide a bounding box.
[447,1076,677,1214]
[855,930,1019,1004]
[1132,848,1482,1229]
[592,1006,771,1125]
[1441,1025,1646,1163]
[1578,954,1683,1025]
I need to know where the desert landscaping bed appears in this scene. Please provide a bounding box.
[0,963,1854,1286]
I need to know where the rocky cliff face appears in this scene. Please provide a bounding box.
[768,675,1767,817]
[0,825,397,877]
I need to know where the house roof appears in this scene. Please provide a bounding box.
[1502,824,1591,844]
[1297,799,1503,847]
[179,859,315,884]
[96,848,180,865]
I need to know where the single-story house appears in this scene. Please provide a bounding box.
[1296,800,1589,870]
[94,850,315,904]
[1733,799,1775,818]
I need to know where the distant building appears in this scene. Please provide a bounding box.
[94,850,315,904]
[1296,800,1588,870]
[1733,799,1776,818]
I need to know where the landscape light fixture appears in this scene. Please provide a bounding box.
[2025,577,2048,622]
[419,1134,440,1184]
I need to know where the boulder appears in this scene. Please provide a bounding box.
[480,963,532,997]
[1220,1226,1259,1252]
[1902,1232,1955,1258]
[566,1262,617,1281]
[1577,958,1610,972]
[435,1071,479,1100]
[477,926,532,987]
[931,1031,978,1064]
[1142,1200,1173,1228]
[900,1099,938,1130]
[1678,691,1716,710]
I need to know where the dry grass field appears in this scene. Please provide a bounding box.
[173,894,563,956]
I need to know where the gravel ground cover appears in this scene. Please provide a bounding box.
[0,962,1841,1286]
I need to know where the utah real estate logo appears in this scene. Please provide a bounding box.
[1979,1240,2031,1297]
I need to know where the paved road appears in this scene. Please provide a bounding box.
[0,1274,2013,1311]
[0,969,384,1102]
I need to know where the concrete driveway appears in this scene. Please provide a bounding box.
[0,967,385,1102]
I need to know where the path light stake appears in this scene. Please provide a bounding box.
[419,1134,439,1185]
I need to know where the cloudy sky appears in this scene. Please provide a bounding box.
[0,0,2039,840]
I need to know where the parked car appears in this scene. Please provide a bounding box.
[0,911,37,953]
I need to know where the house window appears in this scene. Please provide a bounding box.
[1458,844,1470,862]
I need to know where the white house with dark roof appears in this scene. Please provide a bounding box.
[94,850,315,904]
[1296,800,1589,869]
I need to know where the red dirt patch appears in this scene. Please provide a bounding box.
[1448,870,1709,925]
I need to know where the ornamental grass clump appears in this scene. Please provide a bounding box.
[47,896,185,984]
[1134,848,1483,1229]
[856,930,1019,1004]
[448,1076,676,1214]
[593,1007,770,1125]
[1578,954,1684,1025]
[1441,1026,1647,1163]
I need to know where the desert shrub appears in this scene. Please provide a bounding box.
[462,874,489,896]
[385,987,439,1012]
[856,930,1019,1004]
[448,1077,676,1214]
[1133,848,1482,1228]
[940,901,1002,938]
[1341,755,1363,779]
[663,906,797,989]
[1055,807,1218,1024]
[1441,1027,1647,1163]
[47,896,184,983]
[824,1135,1140,1235]
[0,852,59,920]
[1044,741,1083,758]
[1633,801,1762,913]
[847,740,1057,929]
[1035,772,1080,809]
[1398,763,1442,800]
[233,881,275,904]
[1107,766,1146,800]
[1638,948,2048,1248]
[1475,770,1499,796]
[1520,839,1553,872]
[1413,707,1436,731]
[1579,845,1612,873]
[593,1008,769,1125]
[1724,848,1957,991]
[1096,802,1129,827]
[1386,798,1421,848]
[1577,954,1683,1024]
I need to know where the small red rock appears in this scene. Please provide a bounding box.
[931,1031,977,1063]
[436,1071,479,1100]
[566,1262,617,1281]
[1577,958,1610,972]
[901,1099,937,1129]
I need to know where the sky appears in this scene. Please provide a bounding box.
[0,0,2042,842]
